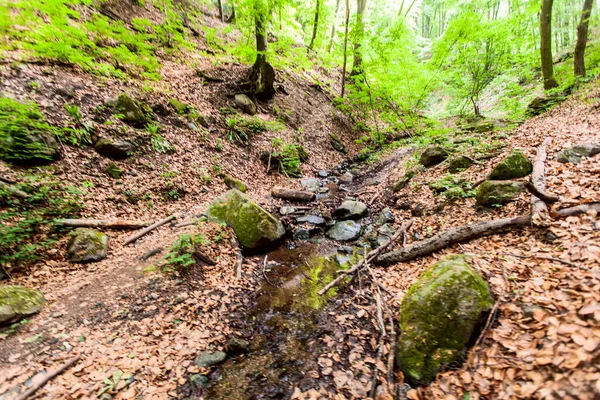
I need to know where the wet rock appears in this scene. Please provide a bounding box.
[326,220,362,241]
[556,143,600,164]
[475,180,525,206]
[107,93,146,127]
[338,245,353,254]
[293,228,310,241]
[339,172,353,184]
[66,228,109,263]
[225,338,250,356]
[94,139,134,160]
[0,285,45,326]
[222,174,247,193]
[168,98,190,115]
[489,150,532,180]
[448,156,474,173]
[105,161,124,179]
[234,94,256,115]
[296,215,326,226]
[207,190,285,250]
[335,253,352,266]
[419,146,448,167]
[190,374,209,389]
[195,351,227,368]
[329,133,346,153]
[318,170,329,178]
[375,207,395,225]
[280,206,296,215]
[397,255,493,384]
[300,178,321,193]
[333,200,368,220]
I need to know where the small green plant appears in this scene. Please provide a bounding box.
[225,116,281,144]
[64,104,82,122]
[163,233,210,272]
[429,175,476,200]
[150,133,173,154]
[262,137,307,177]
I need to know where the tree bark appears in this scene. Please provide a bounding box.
[341,0,350,97]
[529,137,553,227]
[350,0,367,77]
[574,0,594,76]
[308,0,321,51]
[271,187,316,202]
[540,0,559,89]
[56,219,151,230]
[217,0,224,22]
[328,0,342,53]
[251,12,275,99]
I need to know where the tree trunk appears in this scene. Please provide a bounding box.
[350,0,367,77]
[308,0,321,51]
[574,0,594,76]
[540,0,559,89]
[217,0,224,22]
[341,0,350,97]
[328,0,342,53]
[251,12,275,99]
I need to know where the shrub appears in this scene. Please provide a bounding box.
[163,233,210,272]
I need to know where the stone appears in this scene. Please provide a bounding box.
[526,95,564,117]
[194,350,227,367]
[234,94,257,115]
[335,253,352,266]
[300,178,321,193]
[419,146,448,167]
[393,169,418,192]
[333,200,368,220]
[375,207,395,225]
[318,170,329,178]
[296,215,326,226]
[0,285,45,326]
[448,156,474,173]
[94,139,134,160]
[397,255,493,384]
[207,190,285,250]
[329,133,346,153]
[189,374,209,389]
[280,206,296,215]
[224,338,250,356]
[151,102,170,116]
[0,131,61,166]
[293,228,310,241]
[339,172,353,184]
[168,98,190,115]
[556,143,600,164]
[326,220,362,241]
[105,161,124,179]
[66,228,109,263]
[489,150,532,180]
[338,245,353,254]
[222,174,247,193]
[475,180,525,206]
[109,93,146,127]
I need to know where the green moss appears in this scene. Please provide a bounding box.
[168,98,190,115]
[475,180,525,206]
[397,255,493,384]
[105,162,124,179]
[0,285,45,325]
[66,228,108,263]
[222,174,247,193]
[489,150,532,180]
[447,155,474,173]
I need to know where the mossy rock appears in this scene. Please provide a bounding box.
[393,169,418,192]
[475,180,525,206]
[0,132,61,166]
[489,150,532,180]
[234,94,257,115]
[448,156,474,173]
[67,228,109,263]
[555,143,600,164]
[329,133,346,153]
[222,174,247,193]
[419,146,448,167]
[108,93,147,127]
[168,98,190,115]
[0,285,45,326]
[397,255,493,384]
[105,161,124,179]
[207,190,285,250]
[94,138,134,160]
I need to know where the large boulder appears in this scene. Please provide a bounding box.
[475,180,525,206]
[0,285,45,326]
[333,200,368,220]
[556,143,600,164]
[234,94,257,115]
[397,255,493,384]
[108,93,147,127]
[489,150,532,180]
[326,220,362,241]
[207,190,285,250]
[526,95,564,117]
[448,156,474,173]
[94,138,135,159]
[67,228,109,263]
[419,146,448,167]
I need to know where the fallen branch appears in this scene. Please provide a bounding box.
[230,232,243,279]
[503,252,587,271]
[318,219,414,295]
[124,215,176,246]
[0,180,29,199]
[271,187,316,202]
[529,138,554,227]
[56,219,150,230]
[15,356,80,400]
[555,202,600,217]
[0,175,16,184]
[526,181,559,204]
[193,251,217,266]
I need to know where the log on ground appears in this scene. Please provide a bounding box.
[271,187,316,202]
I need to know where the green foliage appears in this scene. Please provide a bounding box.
[264,137,306,177]
[0,176,82,272]
[225,116,282,144]
[147,123,173,154]
[429,175,475,200]
[163,233,209,272]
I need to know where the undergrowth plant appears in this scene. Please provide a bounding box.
[163,233,210,272]
[225,116,282,144]
[429,175,476,200]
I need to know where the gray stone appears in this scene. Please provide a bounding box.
[338,245,353,254]
[556,143,600,164]
[293,228,310,241]
[326,220,362,241]
[335,254,352,266]
[66,228,109,263]
[296,215,326,226]
[475,180,525,206]
[375,207,395,225]
[333,200,368,220]
[280,206,296,215]
[194,351,227,368]
[224,338,250,356]
[318,170,329,178]
[300,178,321,193]
[234,94,256,115]
[0,286,45,326]
[94,139,134,160]
[189,374,209,389]
[419,146,448,167]
[339,172,353,184]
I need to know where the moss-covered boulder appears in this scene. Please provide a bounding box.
[67,228,109,263]
[105,161,124,179]
[0,285,45,326]
[0,132,61,166]
[207,190,285,250]
[419,146,448,167]
[108,93,147,127]
[329,133,346,153]
[448,156,474,173]
[168,98,190,115]
[397,255,493,384]
[489,150,532,180]
[234,94,257,115]
[556,143,600,164]
[393,169,418,192]
[475,180,525,206]
[222,174,247,192]
[94,138,135,159]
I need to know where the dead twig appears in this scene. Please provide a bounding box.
[15,356,80,400]
[124,215,176,246]
[503,252,588,271]
[230,232,243,279]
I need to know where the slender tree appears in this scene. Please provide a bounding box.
[540,0,559,89]
[341,0,350,97]
[574,0,594,76]
[250,1,275,99]
[328,0,342,53]
[308,0,322,51]
[351,0,367,77]
[217,0,224,22]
